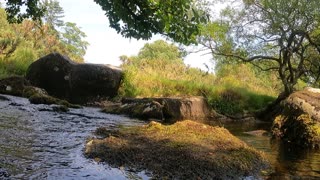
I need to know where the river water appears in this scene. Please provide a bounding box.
[0,94,319,179]
[0,94,148,179]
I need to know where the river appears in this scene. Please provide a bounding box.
[0,94,319,179]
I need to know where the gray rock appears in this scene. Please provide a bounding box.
[26,53,123,104]
[272,87,320,148]
[103,96,215,122]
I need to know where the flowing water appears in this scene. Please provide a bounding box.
[0,94,319,179]
[0,94,149,179]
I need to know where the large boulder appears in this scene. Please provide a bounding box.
[272,87,320,149]
[103,96,215,122]
[26,53,123,104]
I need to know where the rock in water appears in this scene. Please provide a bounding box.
[272,88,320,149]
[103,96,215,122]
[26,53,123,104]
[25,53,74,99]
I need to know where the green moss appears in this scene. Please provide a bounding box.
[28,92,81,108]
[29,94,57,105]
[86,120,269,179]
[0,76,29,96]
[272,114,320,149]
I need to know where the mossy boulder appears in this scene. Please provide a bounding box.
[272,88,320,149]
[0,76,30,96]
[85,120,269,179]
[0,76,48,99]
[0,76,79,108]
[26,53,123,104]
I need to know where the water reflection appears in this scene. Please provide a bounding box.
[204,119,320,179]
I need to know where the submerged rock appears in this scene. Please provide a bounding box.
[244,130,269,136]
[103,96,214,122]
[85,120,269,179]
[272,88,320,149]
[26,53,123,104]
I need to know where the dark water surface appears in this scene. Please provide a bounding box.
[0,94,319,179]
[205,120,320,179]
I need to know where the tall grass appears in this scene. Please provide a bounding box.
[120,59,278,116]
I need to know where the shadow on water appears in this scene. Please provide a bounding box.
[204,119,320,179]
[0,94,150,179]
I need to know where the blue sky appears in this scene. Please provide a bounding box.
[58,0,211,69]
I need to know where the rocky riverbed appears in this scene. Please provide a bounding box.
[0,94,147,179]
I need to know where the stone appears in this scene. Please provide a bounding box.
[0,76,30,96]
[272,88,320,149]
[26,53,123,104]
[244,130,269,136]
[103,96,214,122]
[69,63,122,103]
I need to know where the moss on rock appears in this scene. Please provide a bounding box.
[0,76,30,96]
[272,88,320,149]
[0,76,81,108]
[272,114,320,149]
[85,120,269,179]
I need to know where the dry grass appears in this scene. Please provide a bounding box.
[86,120,269,179]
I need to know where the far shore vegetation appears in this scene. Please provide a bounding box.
[119,40,289,116]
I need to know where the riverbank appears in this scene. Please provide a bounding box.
[85,120,269,179]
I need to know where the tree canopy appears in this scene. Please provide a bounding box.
[4,0,209,45]
[0,1,88,77]
[200,0,320,96]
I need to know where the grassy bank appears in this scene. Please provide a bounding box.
[119,40,279,116]
[85,120,269,179]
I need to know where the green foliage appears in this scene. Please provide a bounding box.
[120,40,276,115]
[6,47,36,75]
[199,0,320,96]
[4,0,209,45]
[120,40,215,97]
[41,0,65,29]
[0,2,88,77]
[4,0,45,23]
[94,0,209,44]
[61,22,89,61]
[208,87,275,115]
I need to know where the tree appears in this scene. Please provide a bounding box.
[0,5,88,78]
[4,0,45,23]
[4,0,209,45]
[61,22,89,61]
[200,0,320,97]
[41,0,64,30]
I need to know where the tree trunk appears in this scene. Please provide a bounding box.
[255,92,288,121]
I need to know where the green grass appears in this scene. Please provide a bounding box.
[207,87,275,115]
[120,64,277,116]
